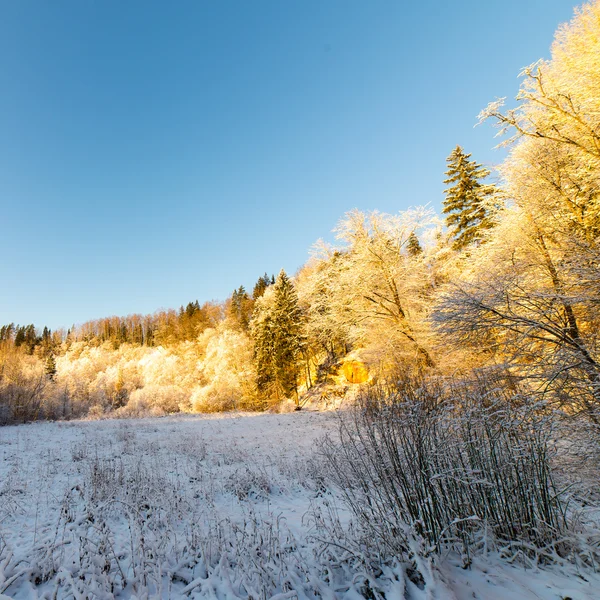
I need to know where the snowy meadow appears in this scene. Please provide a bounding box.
[0,410,599,600]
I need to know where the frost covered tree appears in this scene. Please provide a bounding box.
[190,324,257,412]
[443,146,498,250]
[295,251,352,373]
[324,208,437,368]
[436,1,600,423]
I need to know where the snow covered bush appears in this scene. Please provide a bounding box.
[190,326,257,412]
[122,384,187,416]
[321,375,568,565]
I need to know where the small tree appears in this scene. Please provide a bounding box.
[45,353,57,380]
[252,273,274,300]
[407,231,423,257]
[229,286,253,330]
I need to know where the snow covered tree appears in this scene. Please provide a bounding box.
[190,324,257,412]
[326,208,437,369]
[443,146,498,250]
[437,1,600,424]
[295,251,352,372]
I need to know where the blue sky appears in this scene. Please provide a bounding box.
[0,0,576,330]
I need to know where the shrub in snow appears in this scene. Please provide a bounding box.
[86,404,106,420]
[321,375,569,565]
[125,384,187,414]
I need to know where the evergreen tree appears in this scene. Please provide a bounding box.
[271,270,305,400]
[252,272,274,300]
[407,232,423,257]
[45,353,57,380]
[229,286,252,330]
[253,308,275,392]
[443,146,498,250]
[0,323,15,343]
[252,270,306,403]
[14,326,25,347]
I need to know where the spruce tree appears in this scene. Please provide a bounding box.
[14,326,25,347]
[252,270,306,403]
[253,309,275,392]
[407,232,423,257]
[230,286,252,330]
[271,270,305,400]
[45,353,57,380]
[443,146,498,250]
[252,272,273,300]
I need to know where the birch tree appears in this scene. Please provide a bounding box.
[323,208,438,369]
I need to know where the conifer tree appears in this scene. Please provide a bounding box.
[271,270,305,400]
[252,270,306,403]
[229,286,252,330]
[407,232,423,257]
[45,353,57,380]
[443,146,498,250]
[0,323,14,342]
[252,273,274,300]
[253,308,275,391]
[14,326,25,347]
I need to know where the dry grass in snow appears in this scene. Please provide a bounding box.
[0,411,598,599]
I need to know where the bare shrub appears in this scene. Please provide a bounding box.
[321,376,568,565]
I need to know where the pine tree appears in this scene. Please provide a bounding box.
[271,270,305,401]
[0,323,15,342]
[443,146,498,250]
[407,232,423,257]
[230,286,252,330]
[252,273,273,300]
[14,326,25,347]
[45,353,57,380]
[252,270,306,403]
[253,308,276,392]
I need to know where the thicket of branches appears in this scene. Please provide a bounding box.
[320,375,578,565]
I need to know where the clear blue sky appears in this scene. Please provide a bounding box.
[0,0,576,330]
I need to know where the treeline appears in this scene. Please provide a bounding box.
[0,275,277,353]
[1,301,223,351]
[2,1,600,427]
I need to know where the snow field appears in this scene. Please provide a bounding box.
[0,412,598,599]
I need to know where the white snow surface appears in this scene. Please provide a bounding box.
[0,411,597,599]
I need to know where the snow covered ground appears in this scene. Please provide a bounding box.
[0,411,598,599]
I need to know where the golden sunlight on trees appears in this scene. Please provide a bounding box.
[327,208,438,369]
[251,271,306,406]
[436,0,600,423]
[2,1,600,425]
